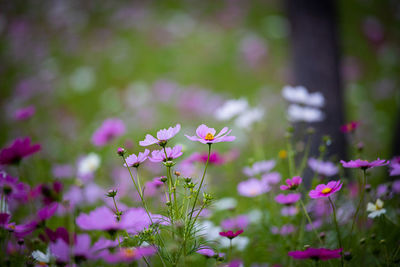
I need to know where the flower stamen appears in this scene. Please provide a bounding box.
[205,133,215,141]
[321,187,332,194]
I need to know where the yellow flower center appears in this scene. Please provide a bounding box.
[321,187,332,194]
[8,224,15,230]
[278,150,288,159]
[123,248,136,258]
[205,133,214,141]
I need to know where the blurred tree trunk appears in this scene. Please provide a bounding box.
[285,0,346,169]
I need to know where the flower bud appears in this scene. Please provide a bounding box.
[379,239,386,245]
[174,171,181,177]
[357,142,364,152]
[117,147,126,156]
[160,176,167,183]
[166,201,171,206]
[304,245,310,249]
[106,189,118,198]
[319,232,326,240]
[184,177,192,183]
[365,184,372,192]
[163,161,176,167]
[17,239,24,246]
[359,238,366,245]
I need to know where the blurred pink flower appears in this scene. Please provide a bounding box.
[38,202,58,221]
[100,246,156,263]
[139,124,180,146]
[309,181,342,199]
[91,118,126,146]
[308,158,338,177]
[219,229,243,239]
[243,160,275,177]
[0,137,41,165]
[340,121,360,133]
[14,106,36,121]
[275,193,301,205]
[185,124,235,144]
[221,215,249,230]
[237,178,270,197]
[288,247,342,261]
[0,172,29,202]
[262,172,281,185]
[271,224,295,235]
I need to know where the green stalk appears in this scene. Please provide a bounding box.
[328,197,344,267]
[188,144,211,225]
[349,168,367,239]
[299,199,323,244]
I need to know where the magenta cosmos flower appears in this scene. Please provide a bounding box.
[0,172,29,202]
[149,145,183,162]
[139,124,181,147]
[0,137,41,165]
[309,180,343,199]
[219,229,244,239]
[124,149,150,167]
[275,193,301,205]
[340,158,389,170]
[340,121,359,133]
[288,247,343,261]
[280,176,302,191]
[91,118,126,147]
[14,106,36,121]
[185,124,235,144]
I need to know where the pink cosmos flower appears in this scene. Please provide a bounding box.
[389,157,400,176]
[288,247,343,261]
[275,193,301,205]
[91,118,126,147]
[340,158,389,170]
[186,151,226,165]
[280,176,302,191]
[309,180,343,199]
[271,224,296,235]
[185,124,235,144]
[14,106,35,121]
[237,178,270,197]
[221,215,249,230]
[139,124,181,146]
[41,227,71,244]
[308,158,338,177]
[0,137,41,165]
[76,206,158,234]
[197,247,216,258]
[281,206,298,216]
[261,172,281,185]
[340,121,359,133]
[219,229,244,239]
[124,149,150,167]
[149,145,183,162]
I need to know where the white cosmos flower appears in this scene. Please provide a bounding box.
[367,199,386,218]
[287,104,324,123]
[215,98,249,121]
[77,153,101,177]
[220,236,249,251]
[32,247,51,264]
[282,85,325,107]
[234,107,265,129]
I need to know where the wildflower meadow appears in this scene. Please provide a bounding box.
[1,0,400,266]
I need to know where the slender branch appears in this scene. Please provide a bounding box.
[328,197,344,267]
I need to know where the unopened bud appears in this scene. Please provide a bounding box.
[160,176,167,183]
[344,251,352,261]
[174,171,181,177]
[319,232,326,240]
[117,147,126,156]
[184,177,192,183]
[360,238,366,245]
[106,189,117,198]
[304,245,311,249]
[17,239,24,246]
[163,161,176,167]
[365,184,372,192]
[379,239,386,245]
[166,201,171,206]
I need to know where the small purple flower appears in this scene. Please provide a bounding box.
[149,145,183,162]
[243,160,275,176]
[0,137,41,165]
[309,180,343,199]
[288,247,343,261]
[281,206,298,216]
[275,193,301,205]
[197,247,216,258]
[390,158,400,176]
[185,124,235,144]
[52,164,74,179]
[308,158,338,176]
[237,178,270,197]
[280,176,302,191]
[91,118,126,147]
[124,149,150,167]
[14,106,35,121]
[261,172,281,185]
[340,158,389,170]
[271,224,296,235]
[139,124,181,147]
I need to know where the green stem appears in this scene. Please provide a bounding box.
[299,199,323,244]
[188,144,211,225]
[229,239,233,260]
[349,169,367,239]
[286,138,295,178]
[328,197,344,267]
